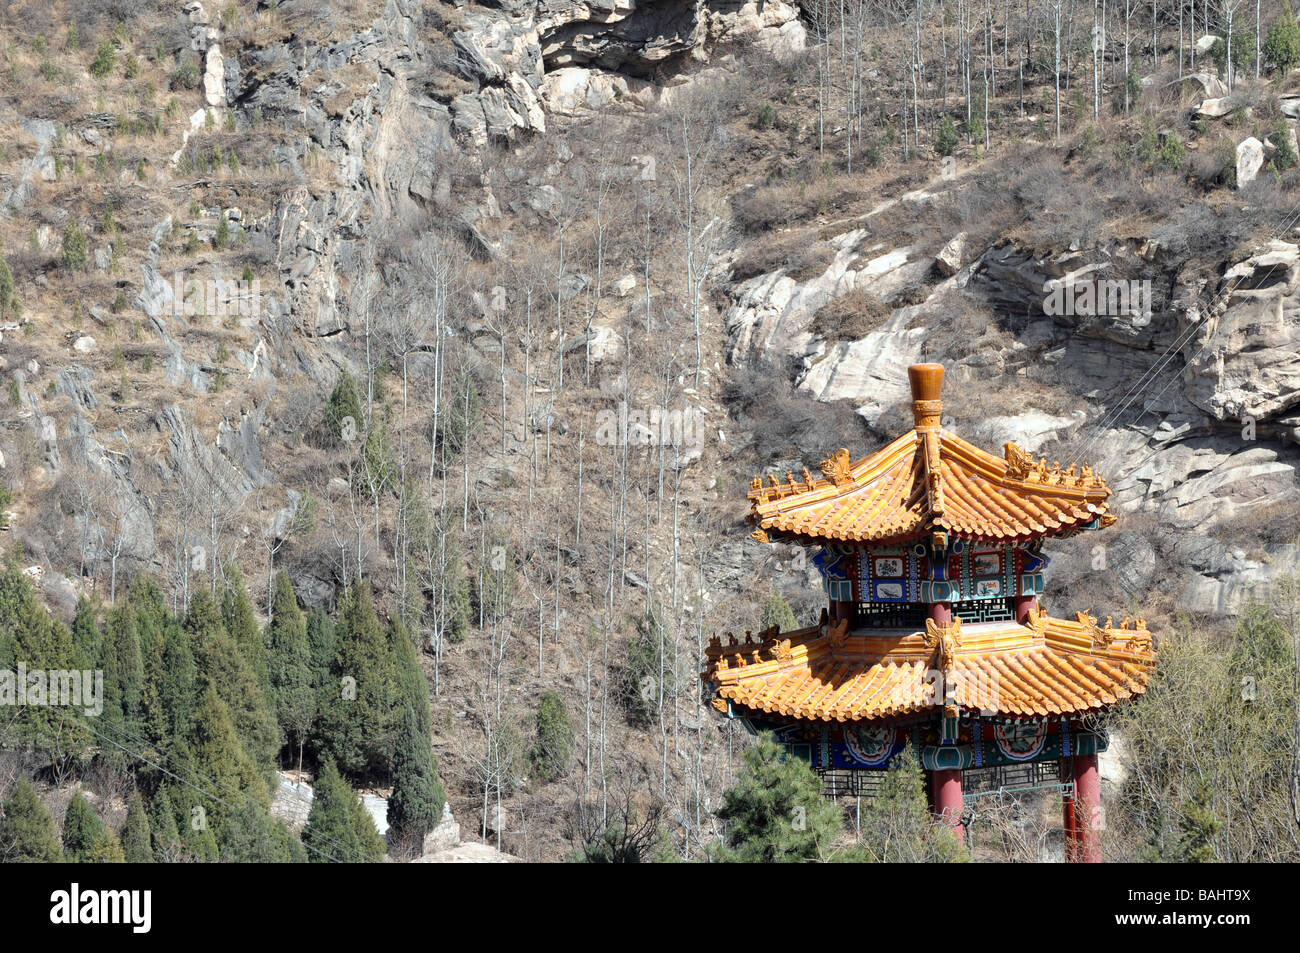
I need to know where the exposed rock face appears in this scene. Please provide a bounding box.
[1183,240,1300,423]
[449,0,805,140]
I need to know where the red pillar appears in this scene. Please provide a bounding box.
[928,601,952,624]
[931,768,964,844]
[1013,594,1037,624]
[1072,753,1102,862]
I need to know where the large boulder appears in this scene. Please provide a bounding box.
[1236,136,1265,188]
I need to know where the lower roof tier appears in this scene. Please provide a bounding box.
[702,609,1156,723]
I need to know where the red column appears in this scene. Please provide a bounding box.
[1013,594,1037,624]
[931,768,964,843]
[928,601,952,624]
[1072,753,1102,863]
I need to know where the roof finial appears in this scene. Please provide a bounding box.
[908,363,944,430]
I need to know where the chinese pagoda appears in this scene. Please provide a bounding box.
[704,364,1156,862]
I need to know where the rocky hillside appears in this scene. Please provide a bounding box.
[2,0,1299,860]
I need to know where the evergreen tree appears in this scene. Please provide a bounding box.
[129,577,172,747]
[277,822,309,863]
[266,572,315,771]
[121,789,153,863]
[188,685,270,830]
[101,601,145,746]
[302,761,363,863]
[0,254,13,313]
[858,745,966,862]
[714,733,842,862]
[0,778,63,862]
[315,582,401,777]
[219,800,294,863]
[1266,2,1300,73]
[935,114,959,156]
[222,568,270,694]
[760,587,797,632]
[85,828,126,862]
[532,690,573,782]
[148,787,182,862]
[353,795,387,862]
[159,615,198,745]
[1178,782,1221,863]
[322,370,363,446]
[306,607,337,694]
[63,791,108,863]
[0,563,87,760]
[387,706,445,847]
[190,588,279,771]
[70,598,100,670]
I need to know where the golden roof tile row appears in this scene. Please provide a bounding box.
[703,612,1155,723]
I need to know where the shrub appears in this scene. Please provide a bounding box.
[61,224,88,271]
[171,54,200,90]
[754,103,777,130]
[1159,132,1187,171]
[0,256,12,313]
[1274,120,1298,171]
[935,114,959,157]
[90,39,117,78]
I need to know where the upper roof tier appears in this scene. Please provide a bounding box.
[747,364,1112,545]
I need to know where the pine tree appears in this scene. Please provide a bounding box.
[121,790,153,863]
[266,571,315,771]
[70,598,100,670]
[858,744,966,862]
[307,607,337,694]
[0,563,88,759]
[190,588,279,771]
[315,582,401,777]
[760,588,797,632]
[102,602,145,741]
[353,796,387,862]
[0,778,63,862]
[1266,2,1300,73]
[302,761,363,863]
[219,800,295,862]
[129,577,172,747]
[85,828,126,862]
[1179,782,1221,862]
[387,706,445,847]
[532,690,573,782]
[322,369,363,445]
[714,733,842,862]
[63,791,108,863]
[189,684,270,830]
[160,616,198,746]
[222,568,270,694]
[148,787,182,862]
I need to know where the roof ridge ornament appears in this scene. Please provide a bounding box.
[820,447,853,486]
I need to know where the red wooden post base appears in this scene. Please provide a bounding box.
[1063,753,1101,862]
[929,768,965,844]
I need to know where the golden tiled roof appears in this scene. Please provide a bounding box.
[747,365,1111,544]
[702,610,1156,723]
